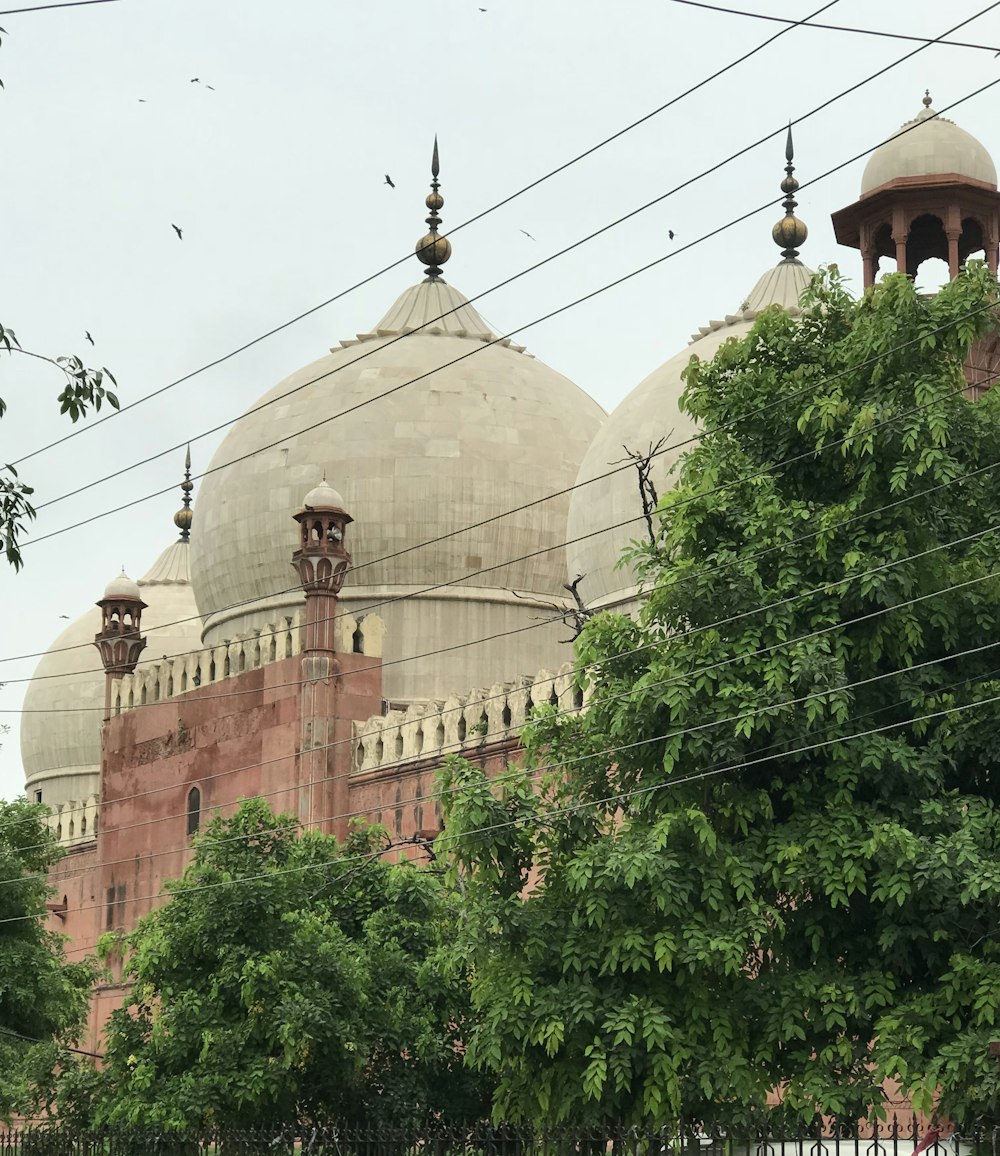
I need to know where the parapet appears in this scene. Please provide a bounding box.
[44,794,99,847]
[110,611,385,715]
[353,662,586,774]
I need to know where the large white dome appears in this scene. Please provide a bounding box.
[190,277,605,701]
[568,259,814,614]
[862,98,996,196]
[21,538,203,814]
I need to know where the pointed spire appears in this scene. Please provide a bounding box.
[173,444,194,541]
[415,135,452,281]
[771,124,808,263]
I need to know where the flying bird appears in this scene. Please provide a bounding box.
[171,224,183,240]
[519,229,535,240]
[58,615,69,619]
[668,230,675,240]
[138,98,147,103]
[912,1129,941,1156]
[84,331,94,346]
[190,77,199,83]
[384,174,395,188]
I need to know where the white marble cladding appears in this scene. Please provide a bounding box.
[353,662,586,773]
[44,794,99,848]
[111,611,386,715]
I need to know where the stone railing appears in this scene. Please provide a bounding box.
[111,611,386,715]
[353,662,585,774]
[44,795,99,848]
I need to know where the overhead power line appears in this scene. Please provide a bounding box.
[6,678,1000,929]
[669,0,1000,53]
[18,62,1000,557]
[18,622,1000,891]
[0,0,120,12]
[13,509,1000,857]
[7,347,998,685]
[10,0,843,468]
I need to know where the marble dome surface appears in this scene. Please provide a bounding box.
[567,258,814,614]
[190,276,605,701]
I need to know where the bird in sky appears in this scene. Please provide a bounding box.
[479,6,487,10]
[171,224,183,240]
[668,229,676,240]
[138,98,147,103]
[384,174,395,188]
[519,229,535,240]
[190,77,199,83]
[58,615,69,619]
[84,331,94,346]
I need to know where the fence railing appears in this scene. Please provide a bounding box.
[0,1121,993,1156]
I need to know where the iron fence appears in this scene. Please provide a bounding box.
[0,1119,994,1156]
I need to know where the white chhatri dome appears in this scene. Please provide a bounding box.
[302,479,347,510]
[102,570,142,600]
[862,96,997,196]
[190,276,605,701]
[567,258,814,614]
[21,538,203,820]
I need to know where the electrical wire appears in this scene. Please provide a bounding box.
[10,0,843,468]
[668,0,1000,52]
[21,18,1000,536]
[7,354,1000,844]
[0,0,119,12]
[8,294,999,676]
[10,679,1000,929]
[18,515,1000,857]
[8,346,997,687]
[22,626,1000,893]
[0,1024,102,1060]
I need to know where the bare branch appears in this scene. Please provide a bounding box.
[614,436,669,545]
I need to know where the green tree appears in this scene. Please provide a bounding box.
[58,799,491,1129]
[0,798,95,1121]
[440,265,1000,1128]
[0,321,119,569]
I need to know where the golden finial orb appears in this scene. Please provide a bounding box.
[416,135,450,280]
[772,124,808,262]
[174,444,194,542]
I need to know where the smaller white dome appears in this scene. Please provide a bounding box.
[303,479,347,510]
[102,571,142,600]
[862,98,997,196]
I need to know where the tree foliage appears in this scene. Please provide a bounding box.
[0,320,119,569]
[57,799,491,1129]
[441,266,1000,1128]
[0,798,95,1122]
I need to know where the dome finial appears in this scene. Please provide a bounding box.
[415,134,452,281]
[923,89,933,108]
[173,444,194,541]
[771,123,808,262]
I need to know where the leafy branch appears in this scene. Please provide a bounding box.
[0,322,119,569]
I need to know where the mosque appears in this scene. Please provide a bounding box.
[18,95,1000,1049]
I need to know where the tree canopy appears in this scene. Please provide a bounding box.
[441,265,1000,1128]
[0,798,94,1122]
[58,799,491,1129]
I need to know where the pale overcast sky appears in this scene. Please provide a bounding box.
[1,0,998,797]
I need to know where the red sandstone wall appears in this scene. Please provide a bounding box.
[51,649,381,1052]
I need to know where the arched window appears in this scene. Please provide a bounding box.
[186,787,201,837]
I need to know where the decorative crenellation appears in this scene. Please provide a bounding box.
[111,611,386,716]
[44,794,99,847]
[353,662,586,774]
